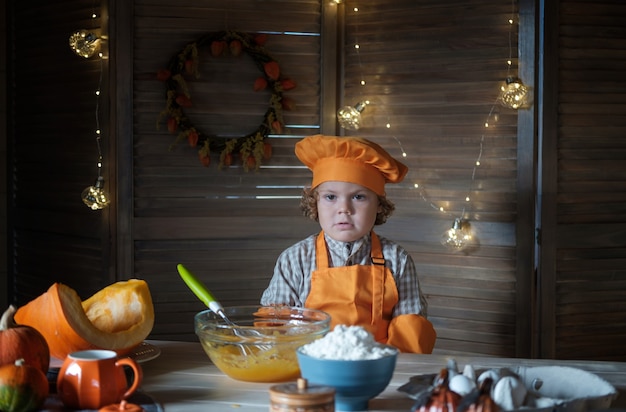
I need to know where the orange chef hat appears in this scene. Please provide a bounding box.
[295,134,408,196]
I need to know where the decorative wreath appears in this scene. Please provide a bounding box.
[156,31,296,170]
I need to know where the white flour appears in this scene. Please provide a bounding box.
[299,325,397,360]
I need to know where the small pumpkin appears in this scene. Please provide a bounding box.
[0,358,49,412]
[14,279,154,360]
[458,377,499,412]
[0,305,50,373]
[413,369,461,412]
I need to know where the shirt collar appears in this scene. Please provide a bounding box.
[323,232,371,263]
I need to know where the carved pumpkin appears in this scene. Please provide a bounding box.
[0,358,49,412]
[14,279,154,360]
[0,306,50,373]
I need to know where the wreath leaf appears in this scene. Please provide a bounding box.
[156,31,296,170]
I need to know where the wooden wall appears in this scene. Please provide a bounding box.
[539,0,626,360]
[8,0,115,303]
[6,0,626,361]
[128,0,326,340]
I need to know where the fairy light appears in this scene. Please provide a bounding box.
[337,6,369,130]
[342,2,521,251]
[75,7,110,210]
[499,0,528,109]
[409,3,520,250]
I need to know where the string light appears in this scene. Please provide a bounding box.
[337,100,369,130]
[498,1,528,109]
[342,3,521,251]
[69,29,101,59]
[74,8,111,210]
[337,6,369,130]
[499,76,528,109]
[441,218,473,250]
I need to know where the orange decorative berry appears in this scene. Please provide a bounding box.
[263,61,280,81]
[222,153,233,167]
[188,130,199,147]
[254,34,268,46]
[184,59,195,75]
[156,69,171,81]
[199,153,210,167]
[281,96,296,111]
[263,142,273,159]
[175,94,192,108]
[210,40,226,57]
[245,156,256,170]
[254,77,268,92]
[167,117,178,133]
[280,78,297,91]
[229,40,242,56]
[271,120,283,134]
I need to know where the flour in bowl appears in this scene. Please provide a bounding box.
[299,325,397,360]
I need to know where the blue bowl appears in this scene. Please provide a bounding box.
[296,346,398,411]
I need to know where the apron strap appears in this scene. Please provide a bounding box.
[370,232,386,329]
[315,232,329,269]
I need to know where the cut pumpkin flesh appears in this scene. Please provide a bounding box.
[14,279,154,360]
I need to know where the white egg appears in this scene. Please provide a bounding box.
[462,364,476,381]
[449,374,477,396]
[447,358,460,377]
[477,369,501,386]
[492,376,528,410]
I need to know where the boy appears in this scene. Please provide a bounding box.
[261,134,436,353]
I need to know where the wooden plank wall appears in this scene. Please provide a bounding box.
[11,0,626,360]
[131,0,528,357]
[131,0,325,340]
[544,0,626,361]
[340,0,523,357]
[9,0,115,303]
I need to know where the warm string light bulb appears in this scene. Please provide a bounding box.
[82,175,111,210]
[499,76,528,109]
[338,6,371,130]
[69,29,101,58]
[337,100,369,130]
[441,218,473,251]
[498,1,528,110]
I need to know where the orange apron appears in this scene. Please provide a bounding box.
[305,231,436,353]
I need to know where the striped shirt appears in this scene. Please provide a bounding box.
[260,232,428,318]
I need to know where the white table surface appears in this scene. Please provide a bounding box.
[138,340,626,412]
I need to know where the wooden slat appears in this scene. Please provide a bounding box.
[131,0,323,341]
[548,0,626,360]
[340,0,521,356]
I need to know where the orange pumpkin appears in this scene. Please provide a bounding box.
[0,306,50,373]
[15,279,154,360]
[0,358,49,412]
[416,369,462,412]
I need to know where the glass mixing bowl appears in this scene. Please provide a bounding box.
[194,305,331,382]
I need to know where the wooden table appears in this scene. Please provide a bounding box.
[139,340,626,412]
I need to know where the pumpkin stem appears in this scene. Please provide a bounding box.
[0,305,18,331]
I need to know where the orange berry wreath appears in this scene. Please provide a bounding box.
[156,31,296,170]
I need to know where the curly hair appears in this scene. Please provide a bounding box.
[299,186,396,225]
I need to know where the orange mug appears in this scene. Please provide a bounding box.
[57,349,143,410]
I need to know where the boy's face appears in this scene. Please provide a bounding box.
[316,181,381,243]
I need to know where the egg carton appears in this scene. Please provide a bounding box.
[505,365,618,412]
[399,364,618,412]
